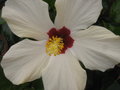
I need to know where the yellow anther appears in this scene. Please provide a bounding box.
[46,36,64,56]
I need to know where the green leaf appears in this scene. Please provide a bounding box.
[96,0,120,35]
[106,81,120,90]
[43,0,56,22]
[31,78,44,90]
[109,0,120,24]
[0,18,5,24]
[100,21,120,35]
[0,65,14,90]
[2,23,21,46]
[43,0,55,8]
[0,39,4,54]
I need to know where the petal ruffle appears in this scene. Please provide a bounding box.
[2,0,54,40]
[71,26,120,71]
[55,0,102,31]
[42,51,87,90]
[1,39,49,85]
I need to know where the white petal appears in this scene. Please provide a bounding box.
[2,0,54,40]
[42,51,87,90]
[55,0,102,31]
[1,39,49,85]
[71,26,120,71]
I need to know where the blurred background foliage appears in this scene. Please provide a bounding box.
[0,0,120,90]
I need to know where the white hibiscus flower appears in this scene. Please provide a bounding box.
[1,0,120,90]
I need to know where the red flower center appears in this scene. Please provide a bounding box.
[46,26,74,56]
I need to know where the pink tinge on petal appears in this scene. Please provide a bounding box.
[47,26,74,54]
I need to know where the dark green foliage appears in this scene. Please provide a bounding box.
[85,64,120,90]
[96,0,120,35]
[43,0,56,22]
[0,0,120,90]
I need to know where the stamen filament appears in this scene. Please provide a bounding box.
[46,36,64,56]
